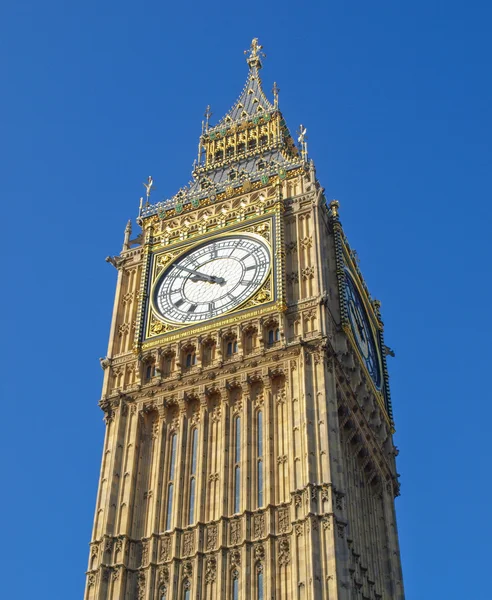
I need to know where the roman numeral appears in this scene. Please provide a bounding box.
[188,304,197,313]
[174,299,184,307]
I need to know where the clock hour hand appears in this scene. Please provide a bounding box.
[175,264,225,284]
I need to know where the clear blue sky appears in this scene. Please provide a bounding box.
[1,1,490,598]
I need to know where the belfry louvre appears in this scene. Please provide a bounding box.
[85,39,405,600]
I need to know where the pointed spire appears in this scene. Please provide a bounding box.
[214,38,273,128]
[123,219,132,251]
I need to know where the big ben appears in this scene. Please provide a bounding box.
[85,39,405,600]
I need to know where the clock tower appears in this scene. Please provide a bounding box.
[85,39,405,600]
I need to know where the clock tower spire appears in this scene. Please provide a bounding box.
[85,39,405,600]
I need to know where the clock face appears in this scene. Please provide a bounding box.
[153,234,271,324]
[344,270,381,389]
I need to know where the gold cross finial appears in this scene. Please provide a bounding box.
[143,176,154,199]
[245,38,265,69]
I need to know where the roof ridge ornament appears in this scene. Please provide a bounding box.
[244,38,265,70]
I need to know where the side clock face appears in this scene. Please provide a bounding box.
[344,270,382,389]
[153,234,271,324]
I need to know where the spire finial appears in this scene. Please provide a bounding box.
[272,82,279,108]
[204,105,212,132]
[329,199,340,217]
[297,124,308,161]
[123,219,132,251]
[244,38,265,69]
[143,176,154,200]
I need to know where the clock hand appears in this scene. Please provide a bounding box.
[175,264,225,284]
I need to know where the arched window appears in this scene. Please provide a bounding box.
[234,416,241,514]
[189,428,199,524]
[145,364,155,381]
[185,352,196,368]
[238,142,246,154]
[257,411,264,507]
[226,146,234,158]
[259,135,268,147]
[248,138,257,151]
[166,433,178,530]
[257,570,264,600]
[215,150,223,162]
[268,328,280,345]
[226,340,238,356]
[232,573,239,600]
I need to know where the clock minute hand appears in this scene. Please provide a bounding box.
[175,264,225,284]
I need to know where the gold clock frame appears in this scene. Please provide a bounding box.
[149,230,273,326]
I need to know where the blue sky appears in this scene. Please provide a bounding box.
[1,1,491,598]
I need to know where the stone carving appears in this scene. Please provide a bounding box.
[183,531,194,556]
[137,571,146,600]
[183,561,193,578]
[278,538,291,566]
[104,538,113,554]
[230,519,241,545]
[205,556,217,584]
[207,524,218,550]
[158,565,169,584]
[294,493,303,509]
[277,455,287,464]
[295,523,304,536]
[232,568,240,581]
[160,536,171,561]
[254,513,265,538]
[87,573,96,587]
[301,266,315,280]
[230,549,241,567]
[321,485,330,503]
[335,491,344,510]
[112,566,121,581]
[141,540,149,565]
[278,508,290,533]
[254,544,265,562]
[300,236,313,249]
[337,523,345,539]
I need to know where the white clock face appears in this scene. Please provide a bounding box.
[154,234,271,324]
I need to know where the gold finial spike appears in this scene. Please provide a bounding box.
[329,199,340,217]
[272,82,279,108]
[143,176,154,199]
[244,38,266,69]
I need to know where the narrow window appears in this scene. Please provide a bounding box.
[160,590,167,600]
[185,352,196,368]
[257,570,264,600]
[189,428,198,524]
[257,411,263,507]
[184,589,190,600]
[234,416,241,514]
[268,329,274,345]
[248,139,257,151]
[227,340,238,356]
[232,575,239,600]
[275,328,280,341]
[226,146,234,158]
[166,434,177,530]
[145,365,153,380]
